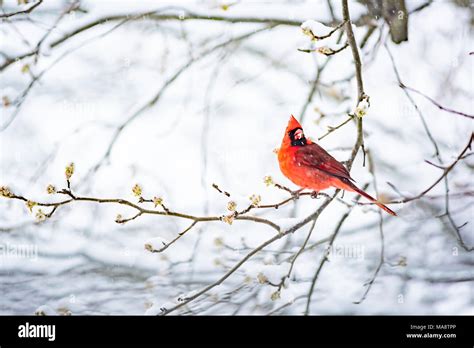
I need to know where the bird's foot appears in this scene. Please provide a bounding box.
[291,188,304,199]
[311,191,320,199]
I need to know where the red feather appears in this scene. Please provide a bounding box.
[295,143,355,182]
[278,115,396,216]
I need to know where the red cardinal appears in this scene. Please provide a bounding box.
[278,115,396,216]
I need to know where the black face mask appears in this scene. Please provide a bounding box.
[288,127,307,147]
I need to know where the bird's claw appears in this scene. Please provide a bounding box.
[291,188,303,199]
[311,191,319,199]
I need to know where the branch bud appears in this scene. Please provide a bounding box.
[257,272,268,284]
[271,290,281,301]
[226,201,237,212]
[263,175,274,187]
[249,194,261,207]
[222,214,234,225]
[153,196,163,207]
[132,184,142,197]
[26,200,37,212]
[46,184,56,194]
[0,186,13,198]
[35,209,46,222]
[354,96,370,118]
[115,214,124,224]
[65,162,75,180]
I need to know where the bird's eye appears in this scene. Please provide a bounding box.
[294,129,304,140]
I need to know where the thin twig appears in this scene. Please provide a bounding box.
[304,184,367,315]
[160,194,337,315]
[387,133,473,205]
[0,0,43,19]
[399,82,474,119]
[342,0,365,171]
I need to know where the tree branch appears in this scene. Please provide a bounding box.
[342,0,366,171]
[0,0,43,19]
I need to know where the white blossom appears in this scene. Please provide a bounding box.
[354,98,370,118]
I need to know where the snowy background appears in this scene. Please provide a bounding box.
[0,0,473,315]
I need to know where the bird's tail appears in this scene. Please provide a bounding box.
[346,182,397,216]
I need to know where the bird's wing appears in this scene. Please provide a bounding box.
[295,143,355,182]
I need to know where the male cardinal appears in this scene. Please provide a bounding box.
[278,115,396,216]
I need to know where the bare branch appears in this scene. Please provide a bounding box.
[342,0,366,171]
[0,1,43,19]
[387,133,473,205]
[160,194,337,315]
[399,82,474,119]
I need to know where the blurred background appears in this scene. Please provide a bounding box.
[0,0,473,315]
